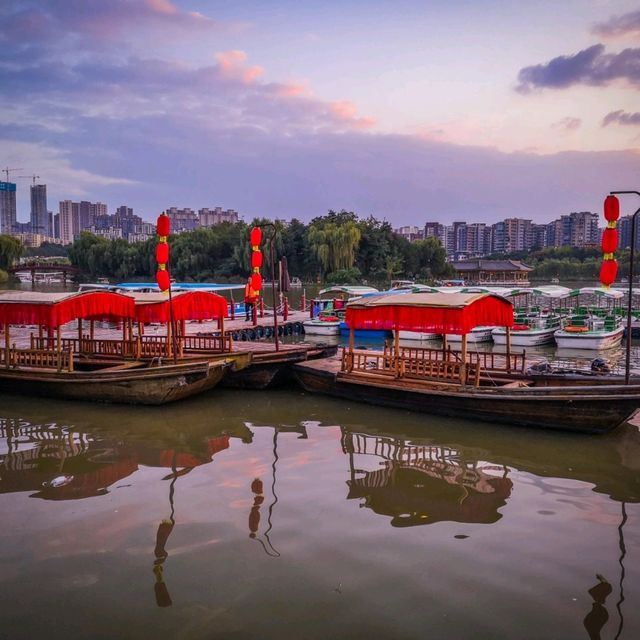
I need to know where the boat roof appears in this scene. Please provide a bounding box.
[459,286,518,297]
[510,285,572,299]
[347,291,510,310]
[318,285,379,296]
[130,290,228,322]
[570,287,624,299]
[114,282,245,292]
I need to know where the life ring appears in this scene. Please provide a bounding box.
[512,324,529,331]
[320,315,339,322]
[564,325,588,333]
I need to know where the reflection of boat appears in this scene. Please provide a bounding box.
[342,429,512,526]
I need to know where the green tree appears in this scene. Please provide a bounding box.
[0,235,24,270]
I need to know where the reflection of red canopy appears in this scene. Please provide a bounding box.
[134,291,229,323]
[346,292,513,335]
[0,291,136,328]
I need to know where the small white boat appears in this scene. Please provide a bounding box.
[398,330,440,341]
[553,287,625,351]
[303,318,342,336]
[446,326,494,343]
[492,319,559,347]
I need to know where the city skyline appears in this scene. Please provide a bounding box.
[2,1,639,224]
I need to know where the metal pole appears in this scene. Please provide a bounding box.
[270,230,279,352]
[610,191,640,384]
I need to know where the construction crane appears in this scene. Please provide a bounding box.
[18,174,41,186]
[2,167,24,183]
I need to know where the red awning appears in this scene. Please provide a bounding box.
[345,292,513,335]
[0,291,136,328]
[134,291,229,323]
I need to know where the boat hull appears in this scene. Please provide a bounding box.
[0,359,231,405]
[553,327,624,350]
[446,327,494,343]
[293,361,636,433]
[398,330,440,341]
[492,327,556,347]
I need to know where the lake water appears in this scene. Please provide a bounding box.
[0,388,638,639]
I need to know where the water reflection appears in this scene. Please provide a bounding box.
[341,430,512,526]
[0,391,638,638]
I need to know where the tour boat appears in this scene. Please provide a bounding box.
[304,285,378,336]
[292,292,639,433]
[492,286,570,347]
[553,287,625,351]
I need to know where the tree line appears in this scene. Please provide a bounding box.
[66,210,453,284]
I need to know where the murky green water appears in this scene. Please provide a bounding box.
[0,388,639,639]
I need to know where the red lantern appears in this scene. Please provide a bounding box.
[604,195,620,222]
[599,259,618,287]
[156,269,171,291]
[250,272,263,291]
[155,242,169,265]
[251,250,263,269]
[250,227,262,247]
[157,214,170,237]
[601,228,618,254]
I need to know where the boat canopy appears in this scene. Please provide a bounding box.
[570,287,624,299]
[114,282,245,293]
[459,286,518,297]
[410,284,442,293]
[510,285,572,299]
[345,292,513,335]
[132,291,229,323]
[0,290,135,328]
[318,285,379,297]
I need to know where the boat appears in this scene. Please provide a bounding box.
[553,287,625,350]
[292,292,640,433]
[492,286,569,347]
[303,285,378,336]
[0,289,251,405]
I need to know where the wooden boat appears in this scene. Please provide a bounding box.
[292,292,640,433]
[0,356,247,405]
[0,289,251,405]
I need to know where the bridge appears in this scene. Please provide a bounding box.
[8,262,80,285]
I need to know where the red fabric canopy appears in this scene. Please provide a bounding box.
[0,291,136,328]
[135,291,229,323]
[346,292,513,335]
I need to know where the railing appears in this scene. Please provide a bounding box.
[341,347,480,385]
[1,346,74,371]
[31,333,233,359]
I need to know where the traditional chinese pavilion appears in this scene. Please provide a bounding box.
[451,259,533,286]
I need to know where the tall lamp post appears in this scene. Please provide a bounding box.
[258,222,280,352]
[609,191,640,384]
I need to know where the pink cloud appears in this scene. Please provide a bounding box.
[216,50,264,84]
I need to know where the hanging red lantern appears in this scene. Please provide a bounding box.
[157,213,170,237]
[250,272,263,291]
[250,227,262,247]
[156,242,169,265]
[251,250,263,269]
[599,259,618,287]
[604,195,620,222]
[156,269,171,292]
[601,228,618,254]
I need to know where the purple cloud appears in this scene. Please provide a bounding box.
[516,44,640,92]
[593,10,640,38]
[602,110,640,127]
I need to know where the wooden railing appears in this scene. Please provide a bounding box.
[31,333,233,359]
[1,346,74,371]
[341,347,480,385]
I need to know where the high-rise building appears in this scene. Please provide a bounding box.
[30,183,49,236]
[58,200,74,244]
[0,181,17,234]
[167,207,199,232]
[198,207,240,227]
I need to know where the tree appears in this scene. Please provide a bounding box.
[307,210,361,278]
[0,235,24,270]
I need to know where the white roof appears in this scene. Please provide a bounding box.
[571,287,624,299]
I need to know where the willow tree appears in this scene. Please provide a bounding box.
[307,212,361,279]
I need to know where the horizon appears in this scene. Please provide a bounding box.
[2,1,639,226]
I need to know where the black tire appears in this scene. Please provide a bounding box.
[284,323,293,335]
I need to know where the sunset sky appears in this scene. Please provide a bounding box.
[2,0,639,224]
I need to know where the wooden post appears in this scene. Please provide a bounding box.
[56,325,62,372]
[166,321,172,359]
[460,333,468,384]
[219,315,225,352]
[4,322,9,369]
[90,320,95,340]
[506,325,512,373]
[394,329,400,378]
[38,324,43,343]
[442,333,448,360]
[348,326,355,372]
[77,318,83,351]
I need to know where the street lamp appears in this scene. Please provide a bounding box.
[609,191,640,384]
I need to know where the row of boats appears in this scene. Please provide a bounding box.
[303,284,629,351]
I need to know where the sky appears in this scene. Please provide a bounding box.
[1,0,639,226]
